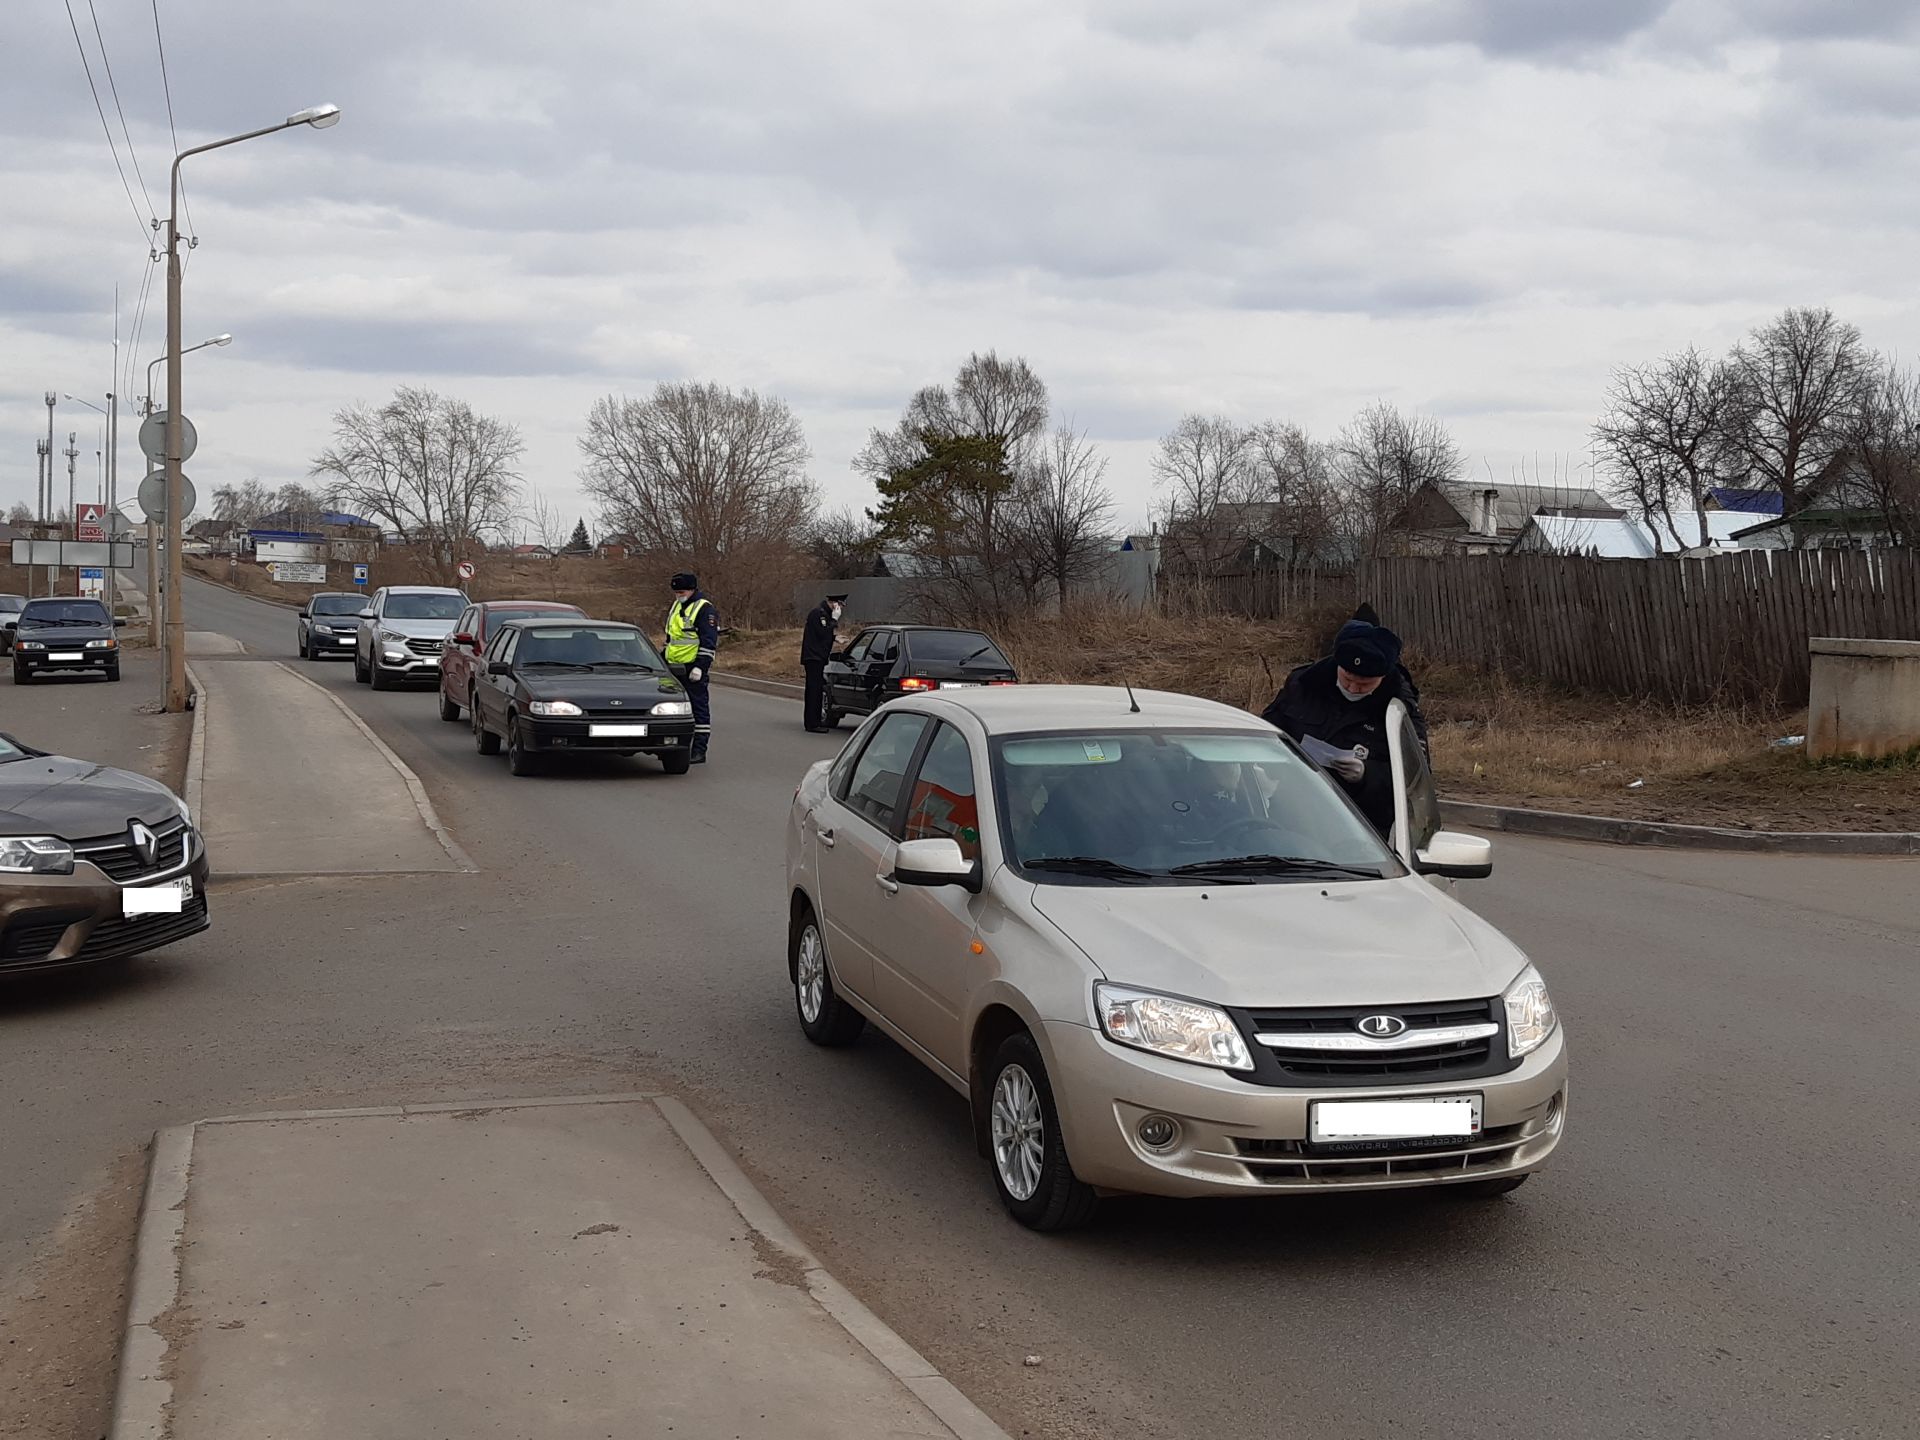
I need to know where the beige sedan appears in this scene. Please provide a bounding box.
[784,686,1566,1231]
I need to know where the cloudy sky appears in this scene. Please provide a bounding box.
[3,0,1917,537]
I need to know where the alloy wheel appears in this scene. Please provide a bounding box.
[991,1063,1045,1202]
[795,923,826,1023]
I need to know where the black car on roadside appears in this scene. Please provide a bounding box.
[0,595,26,655]
[9,597,127,683]
[470,618,698,776]
[296,591,374,660]
[822,624,1018,727]
[0,731,210,974]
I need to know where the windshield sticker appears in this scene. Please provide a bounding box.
[1083,741,1106,762]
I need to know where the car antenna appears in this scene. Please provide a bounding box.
[1124,682,1140,714]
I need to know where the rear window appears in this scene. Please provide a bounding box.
[20,600,110,624]
[906,631,1009,667]
[487,606,583,626]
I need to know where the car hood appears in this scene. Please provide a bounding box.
[374,617,456,639]
[1026,876,1530,1007]
[16,623,115,642]
[519,672,684,708]
[0,754,183,840]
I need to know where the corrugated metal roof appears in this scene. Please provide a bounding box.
[1708,487,1784,515]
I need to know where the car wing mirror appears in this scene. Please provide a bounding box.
[891,837,981,893]
[358,608,375,619]
[451,632,475,647]
[487,661,512,676]
[114,617,127,627]
[1414,831,1493,880]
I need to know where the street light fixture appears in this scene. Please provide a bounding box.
[162,105,340,712]
[146,335,232,416]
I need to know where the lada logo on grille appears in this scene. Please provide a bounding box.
[129,821,159,867]
[1356,1013,1407,1038]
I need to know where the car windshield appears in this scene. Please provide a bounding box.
[909,631,1011,667]
[311,595,365,616]
[0,595,26,613]
[20,601,110,626]
[993,728,1397,883]
[513,626,661,669]
[383,593,465,620]
[0,734,26,762]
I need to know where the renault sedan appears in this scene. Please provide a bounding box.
[784,686,1565,1230]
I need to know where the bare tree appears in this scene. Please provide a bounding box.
[1721,307,1872,520]
[518,489,571,597]
[1845,359,1920,547]
[1150,415,1258,574]
[1013,425,1115,608]
[5,503,32,528]
[1248,420,1344,565]
[579,382,816,621]
[312,387,524,582]
[211,478,273,528]
[806,506,883,580]
[1332,401,1465,557]
[1593,347,1732,548]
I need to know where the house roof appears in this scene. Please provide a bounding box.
[1728,507,1897,541]
[1707,487,1784,515]
[1435,483,1621,534]
[1514,511,1753,556]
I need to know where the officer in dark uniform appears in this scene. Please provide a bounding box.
[1261,608,1428,837]
[663,573,718,764]
[800,591,848,732]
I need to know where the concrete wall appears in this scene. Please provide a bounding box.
[1806,637,1920,761]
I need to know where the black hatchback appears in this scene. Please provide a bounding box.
[822,625,1018,726]
[9,597,126,683]
[469,618,699,776]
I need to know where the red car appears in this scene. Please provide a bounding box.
[438,600,585,722]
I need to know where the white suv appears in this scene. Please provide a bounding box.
[354,585,469,690]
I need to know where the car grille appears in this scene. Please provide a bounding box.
[72,818,191,882]
[1232,998,1513,1087]
[406,637,444,657]
[1230,1107,1556,1185]
[0,893,208,969]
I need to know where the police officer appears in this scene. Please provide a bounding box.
[800,591,848,732]
[1261,607,1429,837]
[663,572,718,764]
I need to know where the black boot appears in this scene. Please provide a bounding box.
[691,739,709,765]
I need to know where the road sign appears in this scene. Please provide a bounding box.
[77,503,106,543]
[138,411,198,464]
[457,560,476,581]
[11,539,135,568]
[137,471,197,523]
[353,563,369,586]
[269,561,327,585]
[79,566,105,599]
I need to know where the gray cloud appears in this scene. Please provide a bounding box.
[1374,0,1675,56]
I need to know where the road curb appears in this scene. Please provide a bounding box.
[183,662,207,824]
[714,671,805,699]
[110,1096,1009,1440]
[109,1125,194,1440]
[270,661,479,873]
[1440,799,1920,856]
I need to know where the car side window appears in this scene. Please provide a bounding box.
[456,607,476,639]
[838,713,930,831]
[486,627,514,665]
[870,631,897,664]
[901,722,981,861]
[843,631,873,664]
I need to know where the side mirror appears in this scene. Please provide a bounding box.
[451,632,476,647]
[357,608,375,620]
[487,661,512,676]
[892,837,981,892]
[114,617,127,628]
[298,608,311,618]
[1415,831,1493,880]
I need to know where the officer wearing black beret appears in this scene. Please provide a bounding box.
[1261,605,1429,837]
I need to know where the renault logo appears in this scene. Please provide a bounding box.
[1356,1014,1407,1038]
[129,821,159,867]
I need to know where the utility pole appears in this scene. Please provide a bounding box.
[65,434,79,598]
[44,392,56,523]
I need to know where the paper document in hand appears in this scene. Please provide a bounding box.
[1299,735,1364,768]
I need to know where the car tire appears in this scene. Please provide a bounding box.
[438,689,462,722]
[297,631,310,660]
[986,1033,1098,1232]
[1449,1175,1529,1199]
[822,706,842,729]
[660,750,692,775]
[369,660,394,691]
[505,718,540,776]
[791,907,865,1046]
[13,663,30,684]
[105,664,121,683]
[473,703,501,756]
[354,651,370,684]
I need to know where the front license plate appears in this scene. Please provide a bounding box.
[123,876,192,916]
[1310,1094,1482,1142]
[51,651,85,661]
[588,723,649,737]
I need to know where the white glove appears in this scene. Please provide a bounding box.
[688,667,703,682]
[1331,755,1366,783]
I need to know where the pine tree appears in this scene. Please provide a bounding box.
[567,518,591,553]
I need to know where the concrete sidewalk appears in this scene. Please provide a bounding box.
[190,656,470,877]
[119,1096,1006,1440]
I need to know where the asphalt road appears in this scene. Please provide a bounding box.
[3,570,1916,1439]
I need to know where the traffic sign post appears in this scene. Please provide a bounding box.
[138,471,196,524]
[457,560,476,582]
[77,503,106,542]
[353,563,369,587]
[139,411,197,464]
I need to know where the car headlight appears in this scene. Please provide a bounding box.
[651,700,692,717]
[1504,964,1558,1058]
[0,836,75,875]
[529,699,583,716]
[86,638,117,649]
[378,629,408,644]
[16,641,44,651]
[1096,983,1254,1072]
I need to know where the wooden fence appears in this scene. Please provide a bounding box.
[1159,565,1355,620]
[1358,549,1920,706]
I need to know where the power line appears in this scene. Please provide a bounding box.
[62,0,154,247]
[86,0,157,218]
[149,0,196,249]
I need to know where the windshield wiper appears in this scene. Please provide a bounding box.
[1022,856,1157,882]
[1166,854,1384,880]
[519,660,595,671]
[587,660,659,671]
[26,617,98,627]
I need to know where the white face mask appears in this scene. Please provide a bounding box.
[1337,679,1372,702]
[830,604,842,619]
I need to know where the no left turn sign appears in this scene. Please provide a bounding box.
[457,561,476,581]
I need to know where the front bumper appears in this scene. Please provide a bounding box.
[1039,1020,1567,1197]
[372,646,443,680]
[14,647,118,674]
[0,840,212,974]
[520,716,699,754]
[309,628,358,655]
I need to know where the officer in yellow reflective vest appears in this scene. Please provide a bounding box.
[664,572,718,764]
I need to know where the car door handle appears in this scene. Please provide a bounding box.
[874,874,899,895]
[816,826,835,848]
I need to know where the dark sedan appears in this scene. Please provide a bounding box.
[296,592,373,660]
[9,597,126,683]
[823,625,1018,726]
[0,594,26,655]
[0,731,210,973]
[470,619,698,776]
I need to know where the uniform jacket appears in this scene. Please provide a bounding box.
[800,602,839,666]
[666,593,719,670]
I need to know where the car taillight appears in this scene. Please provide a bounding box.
[989,679,1017,686]
[899,677,936,691]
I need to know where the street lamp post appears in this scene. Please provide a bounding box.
[163,104,339,712]
[145,336,230,416]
